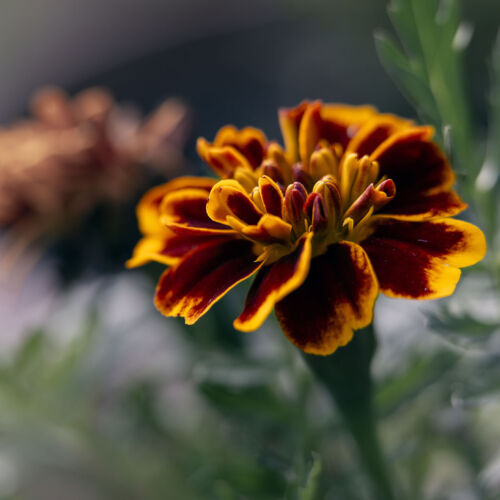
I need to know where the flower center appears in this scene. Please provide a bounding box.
[226,147,396,264]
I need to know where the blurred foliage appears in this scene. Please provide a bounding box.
[375,0,477,182]
[376,0,500,343]
[481,30,500,274]
[370,2,500,497]
[1,273,500,499]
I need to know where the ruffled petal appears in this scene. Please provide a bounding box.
[278,101,309,163]
[361,218,486,299]
[280,102,378,165]
[231,214,292,244]
[161,187,232,235]
[197,126,267,176]
[319,104,378,149]
[299,101,323,166]
[258,175,284,217]
[197,140,252,178]
[234,232,313,331]
[274,242,379,355]
[376,190,467,220]
[207,179,291,243]
[136,177,217,235]
[155,238,262,324]
[211,125,267,168]
[345,114,413,157]
[206,179,263,226]
[126,231,225,268]
[371,127,455,197]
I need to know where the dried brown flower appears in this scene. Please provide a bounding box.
[0,86,189,272]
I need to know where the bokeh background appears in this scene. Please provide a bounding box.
[0,1,499,499]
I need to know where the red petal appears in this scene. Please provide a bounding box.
[126,232,227,268]
[161,187,230,234]
[319,104,378,148]
[361,218,486,299]
[279,102,310,163]
[234,233,313,331]
[212,125,267,168]
[378,190,467,219]
[136,177,216,235]
[346,114,413,157]
[197,141,251,178]
[274,242,379,355]
[197,126,267,176]
[258,176,283,217]
[236,214,292,244]
[371,127,454,197]
[155,238,262,324]
[279,102,376,163]
[299,102,323,165]
[207,180,263,226]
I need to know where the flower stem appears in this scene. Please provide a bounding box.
[301,326,395,500]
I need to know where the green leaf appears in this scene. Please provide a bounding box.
[10,329,46,373]
[376,352,457,416]
[387,0,423,59]
[299,452,322,500]
[198,380,292,422]
[377,0,478,184]
[374,31,441,127]
[428,310,499,347]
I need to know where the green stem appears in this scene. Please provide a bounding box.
[302,326,396,500]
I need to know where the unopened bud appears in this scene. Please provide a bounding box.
[344,178,396,224]
[352,156,379,198]
[261,159,285,186]
[284,181,308,234]
[267,142,293,184]
[309,146,339,179]
[233,166,258,193]
[313,176,341,226]
[251,186,266,212]
[292,163,313,191]
[340,153,379,208]
[303,192,328,232]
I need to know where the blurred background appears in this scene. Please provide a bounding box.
[0,1,499,499]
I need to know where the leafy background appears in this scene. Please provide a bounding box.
[0,0,499,498]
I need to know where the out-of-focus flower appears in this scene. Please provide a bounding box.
[0,86,189,270]
[128,101,486,355]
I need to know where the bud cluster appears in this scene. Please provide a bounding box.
[279,153,395,248]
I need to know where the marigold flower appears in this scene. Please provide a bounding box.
[128,101,486,355]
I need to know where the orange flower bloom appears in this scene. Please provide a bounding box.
[128,101,486,355]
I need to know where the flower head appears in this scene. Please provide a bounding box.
[128,101,486,355]
[0,86,189,230]
[0,86,189,274]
